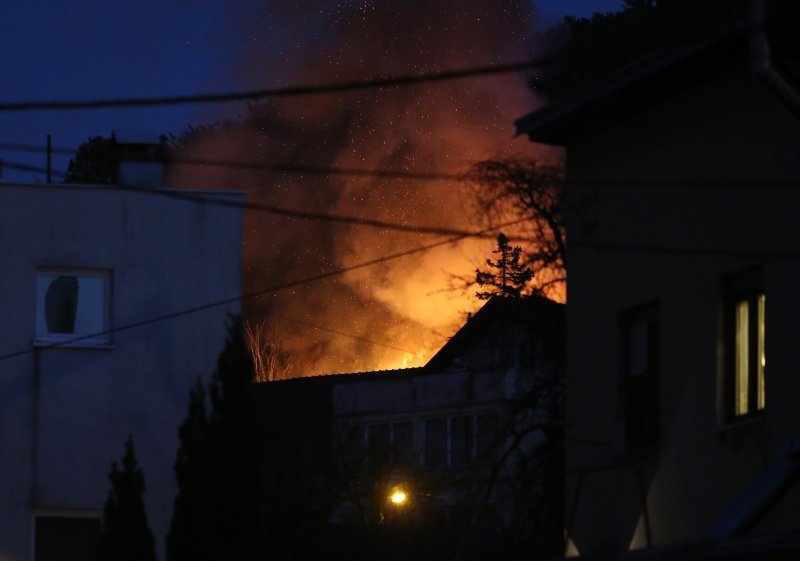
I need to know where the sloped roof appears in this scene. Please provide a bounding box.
[516,3,800,145]
[424,295,564,372]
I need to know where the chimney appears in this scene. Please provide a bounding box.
[112,130,167,188]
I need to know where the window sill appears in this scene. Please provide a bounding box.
[716,413,764,435]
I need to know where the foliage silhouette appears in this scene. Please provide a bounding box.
[475,233,534,299]
[167,316,263,561]
[97,436,157,561]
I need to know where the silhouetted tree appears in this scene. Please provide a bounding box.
[467,158,566,299]
[167,316,263,561]
[97,436,157,561]
[64,135,118,184]
[475,233,534,300]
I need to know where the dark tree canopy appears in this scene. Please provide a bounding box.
[532,0,750,100]
[167,316,263,561]
[97,436,157,561]
[64,135,118,184]
[476,233,534,300]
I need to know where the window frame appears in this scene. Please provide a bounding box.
[35,268,112,347]
[619,299,660,452]
[424,414,487,468]
[32,510,102,561]
[347,419,414,467]
[721,266,765,422]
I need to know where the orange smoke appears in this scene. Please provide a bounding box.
[168,0,551,375]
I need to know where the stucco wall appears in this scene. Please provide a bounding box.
[561,68,800,553]
[0,183,243,560]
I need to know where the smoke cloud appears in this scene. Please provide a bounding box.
[168,0,548,376]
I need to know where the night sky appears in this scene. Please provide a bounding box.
[0,0,621,183]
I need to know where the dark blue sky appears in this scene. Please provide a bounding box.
[0,0,621,183]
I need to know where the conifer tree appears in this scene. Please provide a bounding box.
[167,316,263,561]
[475,233,534,299]
[97,436,157,561]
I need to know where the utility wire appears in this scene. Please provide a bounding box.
[4,143,800,190]
[0,141,462,182]
[0,217,528,362]
[0,160,504,240]
[0,58,557,112]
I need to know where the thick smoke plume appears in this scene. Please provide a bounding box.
[168,0,547,376]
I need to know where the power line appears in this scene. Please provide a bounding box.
[0,217,528,362]
[0,141,463,181]
[0,58,558,112]
[0,160,503,240]
[4,144,800,190]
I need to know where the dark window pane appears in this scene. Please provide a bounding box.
[345,424,366,468]
[392,421,413,467]
[36,273,108,342]
[35,516,100,561]
[425,419,447,467]
[367,423,390,464]
[450,416,473,465]
[621,301,660,450]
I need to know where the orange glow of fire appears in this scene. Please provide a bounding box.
[167,0,556,376]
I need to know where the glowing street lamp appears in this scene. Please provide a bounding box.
[388,485,409,507]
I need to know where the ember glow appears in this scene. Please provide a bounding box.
[168,0,554,376]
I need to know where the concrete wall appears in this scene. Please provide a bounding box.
[0,183,243,560]
[561,67,800,554]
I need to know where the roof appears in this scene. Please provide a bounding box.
[262,296,564,386]
[515,24,750,145]
[515,3,800,145]
[425,295,564,371]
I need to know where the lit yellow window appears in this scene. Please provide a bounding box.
[734,300,749,416]
[732,293,766,417]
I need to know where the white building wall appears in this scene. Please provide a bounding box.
[0,183,243,560]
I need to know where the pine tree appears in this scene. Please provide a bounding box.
[167,316,263,561]
[97,436,157,561]
[475,233,534,299]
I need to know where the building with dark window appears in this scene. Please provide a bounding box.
[0,180,243,561]
[254,296,564,559]
[515,1,800,557]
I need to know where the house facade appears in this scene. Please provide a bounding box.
[329,297,565,555]
[251,296,564,559]
[0,181,243,560]
[516,2,800,556]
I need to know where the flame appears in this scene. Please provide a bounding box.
[168,0,553,376]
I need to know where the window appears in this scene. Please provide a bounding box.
[450,416,473,465]
[723,267,766,419]
[425,414,490,467]
[36,270,110,345]
[392,421,413,467]
[425,418,448,467]
[347,420,413,467]
[620,301,660,450]
[34,515,101,561]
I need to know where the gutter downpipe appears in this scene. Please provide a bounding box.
[750,0,800,121]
